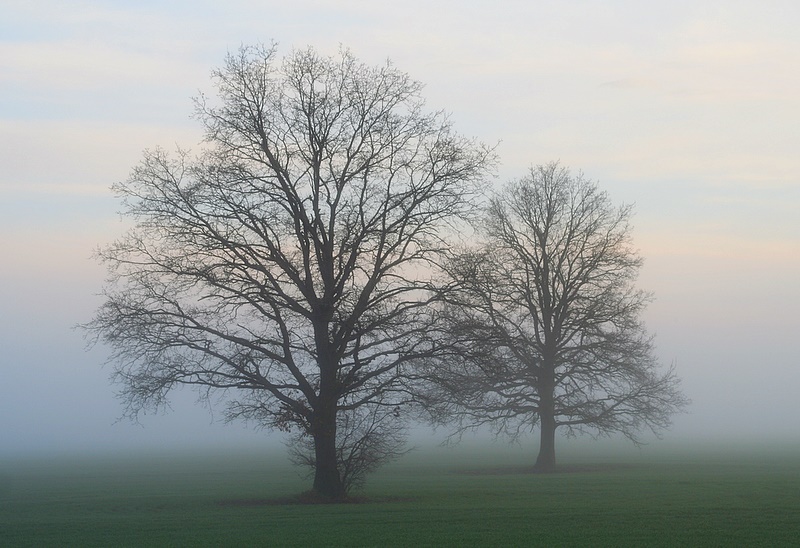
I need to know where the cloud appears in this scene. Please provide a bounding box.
[0,120,203,194]
[0,41,200,93]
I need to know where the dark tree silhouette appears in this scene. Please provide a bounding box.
[422,163,687,472]
[87,43,493,499]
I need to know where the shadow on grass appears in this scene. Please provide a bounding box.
[217,491,416,506]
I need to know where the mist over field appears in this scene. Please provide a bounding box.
[2,1,800,464]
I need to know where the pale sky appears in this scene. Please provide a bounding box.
[2,0,799,457]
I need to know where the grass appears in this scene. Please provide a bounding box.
[2,444,799,546]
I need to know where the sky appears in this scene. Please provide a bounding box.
[2,0,799,458]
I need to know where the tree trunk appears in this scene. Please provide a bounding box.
[534,379,557,472]
[534,409,557,472]
[311,405,345,499]
[310,314,345,500]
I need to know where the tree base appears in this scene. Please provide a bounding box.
[532,462,557,473]
[296,490,353,504]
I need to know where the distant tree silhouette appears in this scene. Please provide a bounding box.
[421,163,687,471]
[87,43,494,499]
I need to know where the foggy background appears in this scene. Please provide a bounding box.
[2,0,799,458]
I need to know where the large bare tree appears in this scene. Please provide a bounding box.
[87,44,493,499]
[422,163,686,472]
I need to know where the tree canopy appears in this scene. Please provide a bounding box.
[88,43,494,498]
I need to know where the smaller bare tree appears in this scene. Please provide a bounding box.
[421,163,687,471]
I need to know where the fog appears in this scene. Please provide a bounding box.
[2,1,799,460]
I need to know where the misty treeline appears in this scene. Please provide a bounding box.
[86,43,686,500]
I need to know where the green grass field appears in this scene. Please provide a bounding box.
[2,443,799,546]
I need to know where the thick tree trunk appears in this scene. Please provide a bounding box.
[534,379,557,472]
[310,313,345,500]
[534,410,557,472]
[311,405,345,499]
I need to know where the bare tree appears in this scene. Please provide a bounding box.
[87,43,493,499]
[421,163,687,472]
